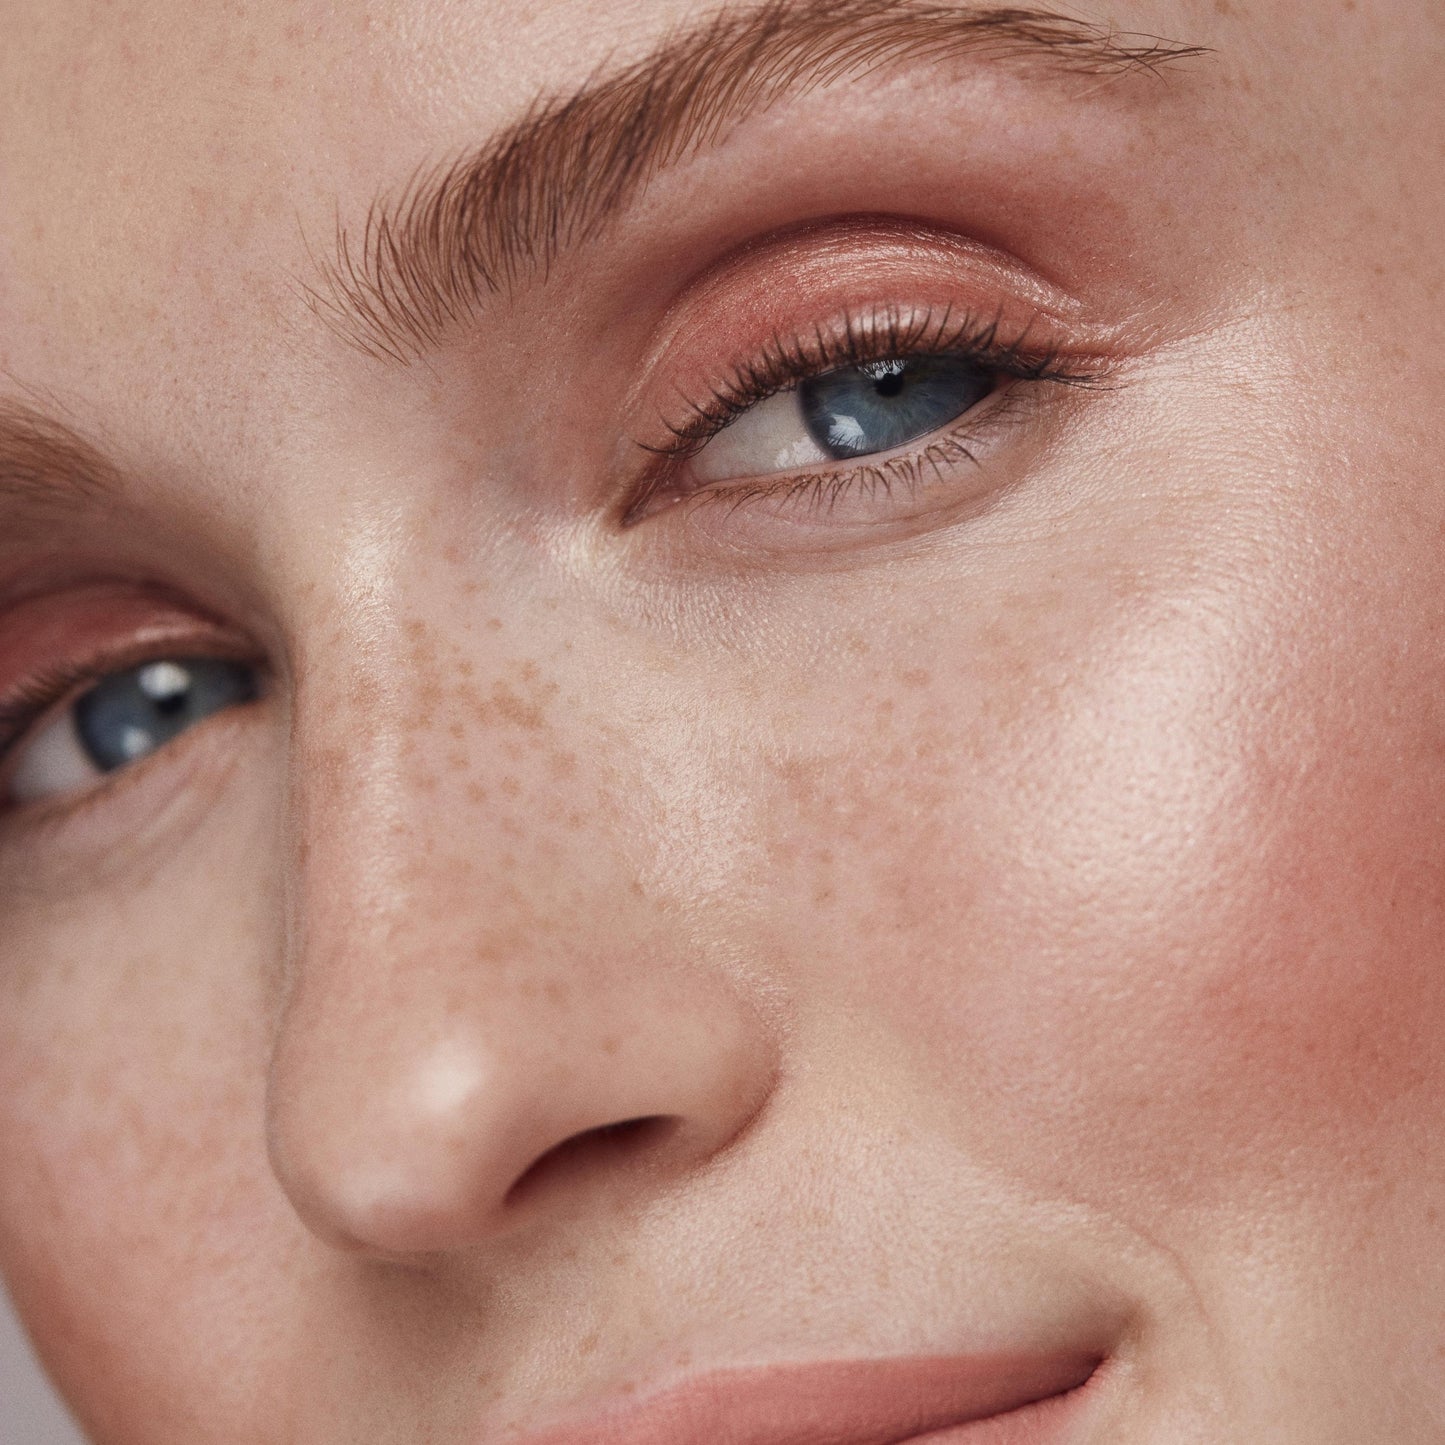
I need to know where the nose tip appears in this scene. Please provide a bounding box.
[268,1000,774,1258]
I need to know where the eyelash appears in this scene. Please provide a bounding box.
[628,304,1103,520]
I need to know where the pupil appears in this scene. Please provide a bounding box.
[864,360,908,399]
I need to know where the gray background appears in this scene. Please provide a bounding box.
[0,1287,87,1444]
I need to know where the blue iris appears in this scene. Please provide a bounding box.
[73,658,258,773]
[797,356,992,460]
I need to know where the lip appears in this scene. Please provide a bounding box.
[510,1350,1104,1445]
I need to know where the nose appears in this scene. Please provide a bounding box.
[268,954,775,1256]
[264,658,777,1259]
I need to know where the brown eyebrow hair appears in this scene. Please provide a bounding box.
[0,398,119,517]
[306,0,1208,365]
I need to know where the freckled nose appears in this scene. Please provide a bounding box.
[267,622,777,1259]
[266,967,775,1258]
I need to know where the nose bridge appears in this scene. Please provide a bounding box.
[266,610,777,1256]
[278,603,581,996]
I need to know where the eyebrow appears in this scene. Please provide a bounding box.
[0,399,120,523]
[307,0,1208,364]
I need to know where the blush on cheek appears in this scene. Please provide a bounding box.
[858,584,1445,1226]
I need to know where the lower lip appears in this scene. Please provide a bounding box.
[512,1351,1105,1445]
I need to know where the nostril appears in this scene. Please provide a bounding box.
[504,1115,679,1211]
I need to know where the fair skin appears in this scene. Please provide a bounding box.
[1,0,1444,1439]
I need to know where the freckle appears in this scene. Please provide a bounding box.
[500,775,522,797]
[417,772,438,793]
[550,751,577,778]
[491,682,546,731]
[567,811,588,828]
[466,781,487,804]
[458,681,487,717]
[446,751,468,771]
[846,635,870,656]
[544,980,569,1006]
[448,720,465,741]
[442,544,463,565]
[602,1036,620,1055]
[458,660,475,678]
[486,616,503,631]
[900,668,930,688]
[578,1333,601,1358]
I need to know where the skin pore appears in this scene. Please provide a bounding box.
[2,0,1444,1440]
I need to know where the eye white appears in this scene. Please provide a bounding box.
[688,390,830,483]
[8,711,103,805]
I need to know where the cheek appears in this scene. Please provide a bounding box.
[758,520,1445,1230]
[0,783,299,1442]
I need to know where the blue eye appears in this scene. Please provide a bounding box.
[686,353,998,487]
[8,657,259,806]
[74,659,258,771]
[796,356,994,460]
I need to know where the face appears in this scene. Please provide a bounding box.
[1,0,1443,1440]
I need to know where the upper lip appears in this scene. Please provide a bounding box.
[506,1349,1103,1445]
